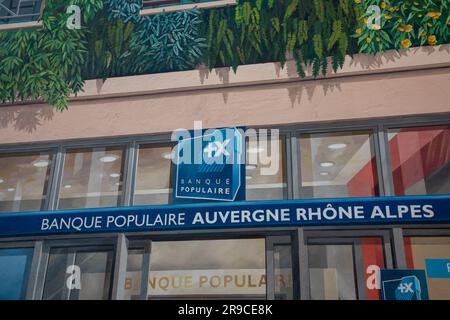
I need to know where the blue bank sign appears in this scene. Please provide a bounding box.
[381,270,429,300]
[173,127,245,203]
[0,195,449,237]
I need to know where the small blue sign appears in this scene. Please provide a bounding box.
[173,127,245,203]
[381,270,429,300]
[425,259,450,279]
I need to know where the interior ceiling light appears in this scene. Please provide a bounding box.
[162,151,174,160]
[0,178,4,184]
[246,165,257,170]
[99,155,118,163]
[110,173,120,178]
[64,185,72,189]
[33,159,50,168]
[320,161,335,168]
[7,188,15,192]
[245,176,253,180]
[320,172,330,176]
[248,147,265,154]
[328,143,348,150]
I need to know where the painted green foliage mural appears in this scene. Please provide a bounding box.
[0,0,449,110]
[0,0,103,110]
[354,0,449,53]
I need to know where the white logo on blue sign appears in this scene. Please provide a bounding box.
[380,270,429,300]
[173,128,245,203]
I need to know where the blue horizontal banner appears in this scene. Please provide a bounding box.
[0,195,450,237]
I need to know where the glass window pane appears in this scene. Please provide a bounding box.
[0,248,34,300]
[274,245,293,300]
[299,131,379,198]
[388,125,450,196]
[134,144,174,206]
[124,239,266,299]
[308,237,385,300]
[42,247,114,300]
[308,243,357,300]
[124,249,144,300]
[404,237,450,300]
[0,0,42,25]
[73,251,113,300]
[58,147,125,210]
[246,136,287,200]
[0,152,53,212]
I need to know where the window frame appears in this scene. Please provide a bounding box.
[0,147,58,212]
[140,0,237,16]
[0,0,45,31]
[32,236,119,300]
[294,127,382,199]
[0,240,42,300]
[53,142,130,211]
[383,123,450,197]
[303,229,394,300]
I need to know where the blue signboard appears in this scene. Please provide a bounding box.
[425,259,450,279]
[381,270,429,300]
[0,248,33,300]
[173,127,245,203]
[0,195,449,237]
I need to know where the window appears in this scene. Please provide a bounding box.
[307,237,386,300]
[42,246,114,300]
[273,245,293,300]
[125,239,266,299]
[58,147,126,210]
[388,125,450,196]
[134,143,174,206]
[404,236,450,300]
[0,0,43,27]
[141,0,236,15]
[0,151,53,213]
[0,248,34,300]
[246,136,287,201]
[298,131,379,199]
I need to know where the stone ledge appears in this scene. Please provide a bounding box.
[76,44,450,101]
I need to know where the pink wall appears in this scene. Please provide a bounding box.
[0,64,449,145]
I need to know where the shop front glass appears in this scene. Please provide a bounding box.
[246,136,287,200]
[273,244,293,300]
[308,237,386,300]
[0,248,34,300]
[298,131,379,198]
[134,143,174,205]
[58,147,126,209]
[404,236,450,300]
[125,239,268,299]
[388,125,450,196]
[0,152,53,212]
[42,246,114,300]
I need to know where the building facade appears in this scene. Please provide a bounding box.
[0,0,450,300]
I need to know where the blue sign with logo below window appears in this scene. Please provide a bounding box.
[425,259,450,279]
[381,270,429,300]
[173,127,245,203]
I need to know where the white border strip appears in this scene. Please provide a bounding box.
[140,0,237,16]
[0,20,43,31]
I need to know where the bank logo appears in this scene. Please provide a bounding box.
[173,127,245,203]
[380,270,429,300]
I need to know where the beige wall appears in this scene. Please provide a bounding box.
[0,46,449,145]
